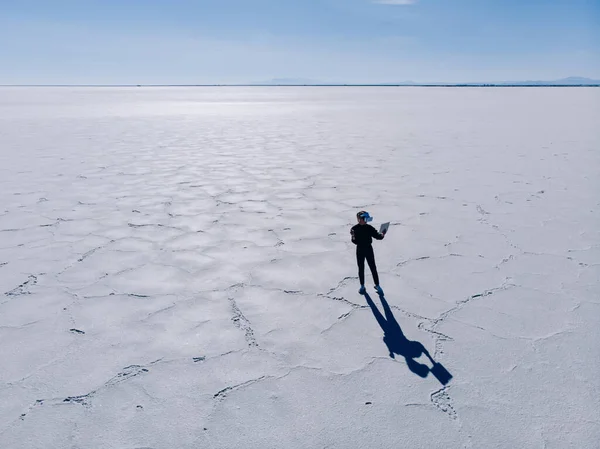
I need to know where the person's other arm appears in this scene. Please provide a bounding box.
[351,227,358,245]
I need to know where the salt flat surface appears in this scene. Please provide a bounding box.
[0,87,599,449]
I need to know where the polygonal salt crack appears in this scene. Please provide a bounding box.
[107,364,151,387]
[63,394,91,406]
[431,386,458,420]
[213,375,269,401]
[317,292,366,310]
[326,276,357,295]
[476,205,490,215]
[77,243,110,262]
[19,362,156,419]
[229,297,258,347]
[56,240,115,276]
[417,323,453,342]
[4,274,39,297]
[268,229,285,247]
[432,279,515,328]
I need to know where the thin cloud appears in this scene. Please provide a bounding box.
[373,0,418,4]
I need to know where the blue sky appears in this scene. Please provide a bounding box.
[1,0,598,84]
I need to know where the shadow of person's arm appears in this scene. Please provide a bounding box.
[422,346,435,364]
[406,357,429,378]
[411,341,453,385]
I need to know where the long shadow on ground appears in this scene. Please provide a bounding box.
[365,292,453,385]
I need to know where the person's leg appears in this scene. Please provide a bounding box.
[365,245,380,286]
[356,247,366,285]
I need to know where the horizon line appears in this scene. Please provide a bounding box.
[2,83,600,88]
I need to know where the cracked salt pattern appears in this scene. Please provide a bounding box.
[0,87,599,449]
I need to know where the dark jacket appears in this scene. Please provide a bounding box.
[351,224,383,247]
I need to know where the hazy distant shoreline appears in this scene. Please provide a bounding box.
[2,84,599,87]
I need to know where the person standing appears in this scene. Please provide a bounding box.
[350,211,386,295]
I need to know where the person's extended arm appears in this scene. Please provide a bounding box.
[370,225,385,240]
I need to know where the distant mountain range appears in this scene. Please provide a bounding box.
[492,77,600,86]
[250,76,600,86]
[4,77,598,88]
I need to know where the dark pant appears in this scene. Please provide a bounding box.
[356,245,379,285]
